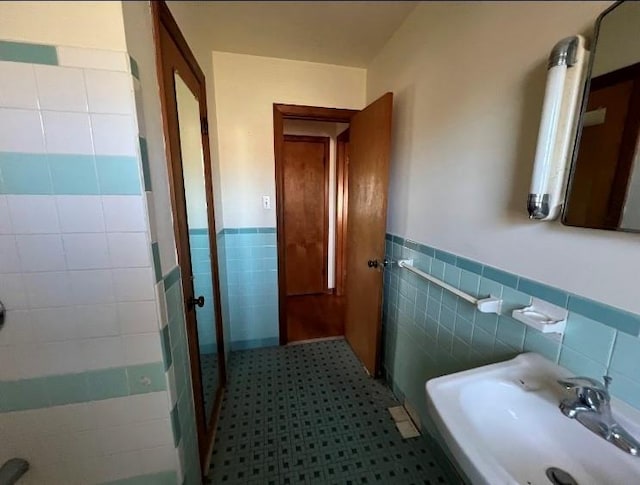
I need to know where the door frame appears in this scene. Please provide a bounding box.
[282,134,331,295]
[335,128,350,296]
[153,0,227,473]
[273,104,358,344]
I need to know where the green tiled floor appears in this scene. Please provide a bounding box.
[208,339,452,484]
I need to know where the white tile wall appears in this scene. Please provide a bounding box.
[0,393,174,485]
[0,196,12,234]
[0,61,39,109]
[34,65,88,112]
[31,306,79,342]
[24,272,72,308]
[0,273,28,310]
[107,232,151,268]
[102,196,148,232]
[112,267,155,302]
[56,47,129,72]
[90,113,137,156]
[41,111,93,154]
[0,235,21,273]
[118,300,158,334]
[0,310,32,346]
[76,303,120,338]
[7,196,60,234]
[84,70,135,115]
[80,336,125,370]
[63,233,110,270]
[16,234,66,272]
[0,108,45,153]
[69,269,115,305]
[0,44,180,484]
[55,196,105,233]
[123,333,163,366]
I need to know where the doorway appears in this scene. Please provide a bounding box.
[153,1,226,474]
[275,108,355,344]
[274,95,393,375]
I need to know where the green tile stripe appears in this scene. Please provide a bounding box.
[160,324,172,371]
[129,55,140,81]
[163,265,181,292]
[222,227,276,234]
[230,337,279,351]
[0,40,58,65]
[387,233,640,337]
[0,152,141,195]
[0,362,165,413]
[152,242,162,283]
[170,403,181,446]
[188,227,209,235]
[138,137,152,191]
[101,470,177,485]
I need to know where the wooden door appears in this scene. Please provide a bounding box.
[153,1,226,472]
[283,135,330,295]
[344,93,393,375]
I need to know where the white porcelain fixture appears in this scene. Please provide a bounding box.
[426,353,640,485]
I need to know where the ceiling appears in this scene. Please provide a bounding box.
[167,1,417,68]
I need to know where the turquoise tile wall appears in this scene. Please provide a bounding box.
[382,233,640,430]
[189,229,217,355]
[219,228,279,350]
[216,230,232,361]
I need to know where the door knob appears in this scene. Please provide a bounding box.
[368,259,390,269]
[188,295,205,309]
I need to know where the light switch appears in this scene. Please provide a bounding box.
[262,196,271,210]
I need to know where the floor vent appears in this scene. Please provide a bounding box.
[388,405,421,439]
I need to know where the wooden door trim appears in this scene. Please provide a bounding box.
[274,104,358,345]
[282,134,331,294]
[335,128,349,296]
[153,0,226,475]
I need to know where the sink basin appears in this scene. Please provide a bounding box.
[426,353,640,485]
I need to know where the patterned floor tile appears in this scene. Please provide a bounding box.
[207,339,453,484]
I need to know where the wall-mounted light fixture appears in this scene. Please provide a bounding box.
[528,36,589,220]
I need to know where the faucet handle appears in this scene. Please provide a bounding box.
[558,376,612,413]
[558,376,609,392]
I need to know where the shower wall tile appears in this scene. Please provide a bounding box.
[0,41,178,484]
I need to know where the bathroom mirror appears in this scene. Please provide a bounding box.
[174,72,223,427]
[563,1,640,232]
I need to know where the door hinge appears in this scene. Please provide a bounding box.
[201,117,209,135]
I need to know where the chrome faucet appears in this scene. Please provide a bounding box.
[558,376,640,456]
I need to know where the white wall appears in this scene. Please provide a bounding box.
[0,1,127,51]
[176,76,208,229]
[283,120,349,288]
[211,51,366,228]
[367,1,640,315]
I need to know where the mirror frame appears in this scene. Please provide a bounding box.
[152,0,227,475]
[561,0,640,233]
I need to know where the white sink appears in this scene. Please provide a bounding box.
[426,353,640,485]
